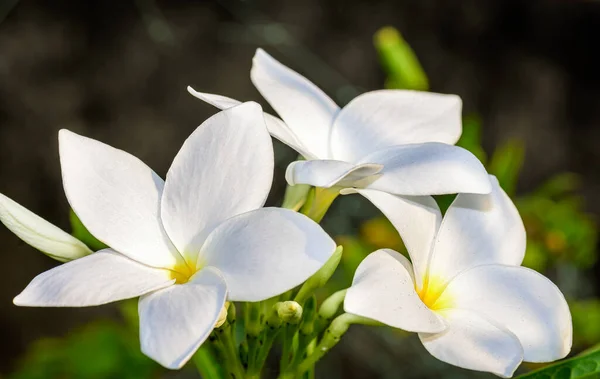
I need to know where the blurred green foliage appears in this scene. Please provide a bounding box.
[571,301,600,348]
[9,299,165,379]
[9,317,160,379]
[374,26,429,91]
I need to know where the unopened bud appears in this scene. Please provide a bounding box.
[277,301,303,324]
[294,246,343,304]
[0,194,93,262]
[214,301,230,328]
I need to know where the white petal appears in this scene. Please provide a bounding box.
[285,159,383,188]
[186,87,315,159]
[59,129,182,269]
[330,90,462,162]
[344,249,446,333]
[419,309,523,378]
[445,265,572,362]
[0,193,92,262]
[198,208,336,302]
[161,102,273,263]
[360,143,492,196]
[428,176,525,284]
[186,88,241,109]
[251,49,339,159]
[139,267,227,369]
[14,249,175,307]
[355,190,441,288]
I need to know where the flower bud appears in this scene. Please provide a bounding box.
[277,301,303,324]
[294,246,343,304]
[0,193,92,262]
[214,301,231,328]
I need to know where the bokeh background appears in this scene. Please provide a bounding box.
[1,0,600,378]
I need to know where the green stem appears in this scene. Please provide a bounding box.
[304,339,316,379]
[300,187,339,223]
[246,335,259,373]
[250,303,283,377]
[239,340,249,371]
[192,344,222,379]
[314,289,347,336]
[288,296,317,371]
[277,300,304,371]
[216,323,245,379]
[279,324,297,372]
[297,313,380,376]
[245,302,263,373]
[294,246,343,306]
[296,313,352,376]
[288,332,312,370]
[251,324,281,376]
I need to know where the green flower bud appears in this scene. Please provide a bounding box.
[294,246,343,304]
[277,301,303,324]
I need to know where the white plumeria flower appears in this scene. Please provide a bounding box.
[344,177,572,377]
[13,102,336,369]
[188,49,491,196]
[0,193,92,262]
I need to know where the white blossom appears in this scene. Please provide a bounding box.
[188,49,491,196]
[344,177,572,377]
[13,102,336,369]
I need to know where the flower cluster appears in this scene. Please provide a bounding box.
[0,49,571,377]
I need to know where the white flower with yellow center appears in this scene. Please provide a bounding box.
[344,177,572,377]
[188,49,491,196]
[12,102,336,369]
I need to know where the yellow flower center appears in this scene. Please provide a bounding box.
[168,261,197,284]
[416,275,454,311]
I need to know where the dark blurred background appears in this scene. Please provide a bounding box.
[1,0,600,378]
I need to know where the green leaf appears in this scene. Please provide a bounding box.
[374,26,429,91]
[488,139,525,196]
[69,209,108,252]
[456,115,487,164]
[192,345,223,379]
[516,349,600,378]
